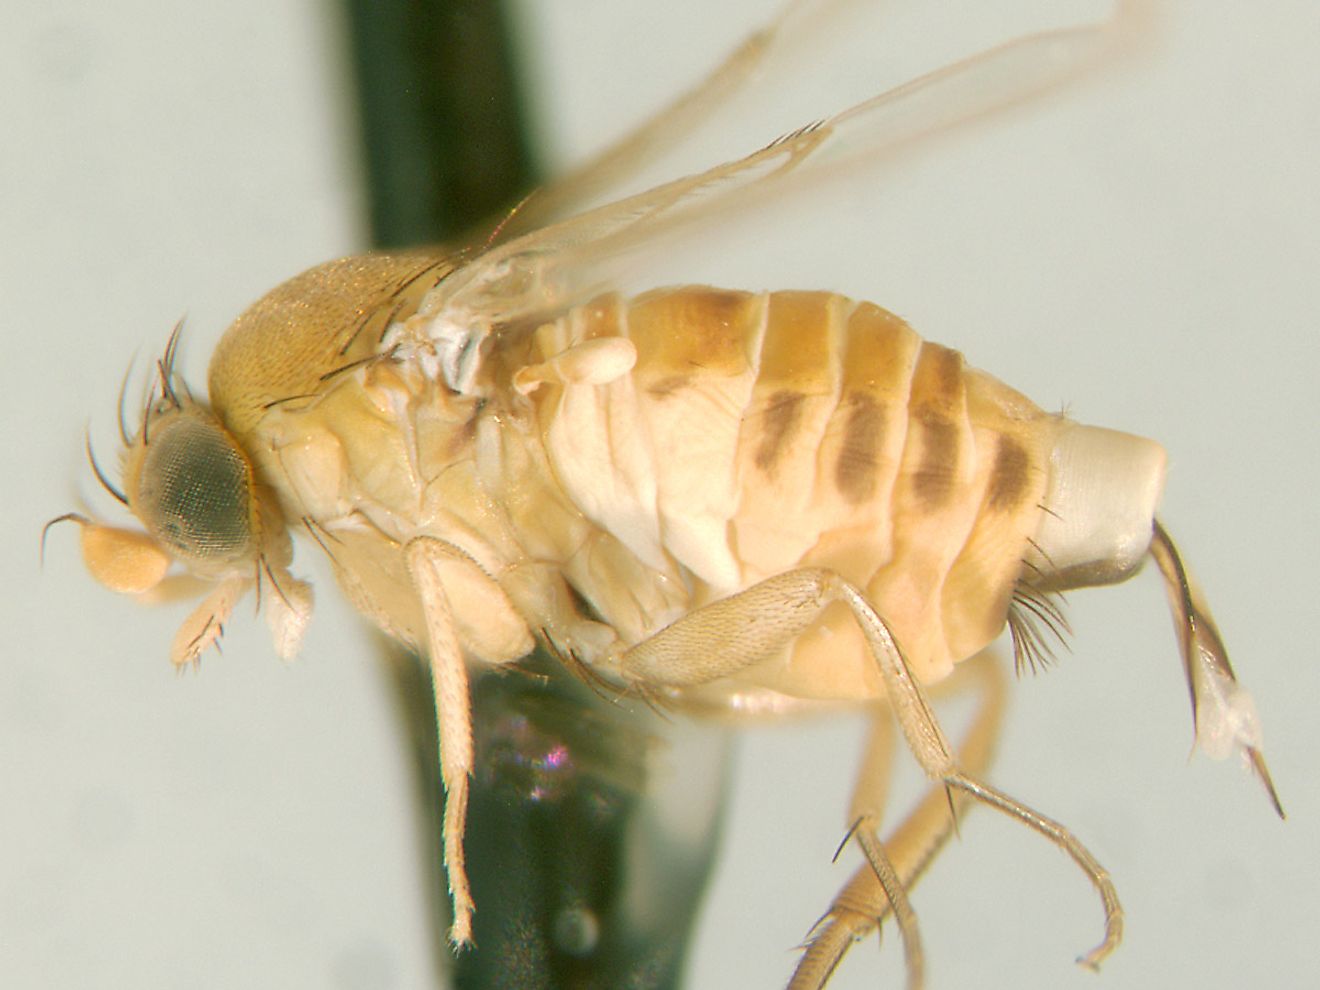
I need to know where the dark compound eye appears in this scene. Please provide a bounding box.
[136,412,253,562]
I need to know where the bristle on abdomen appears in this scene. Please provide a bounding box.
[527,286,1060,698]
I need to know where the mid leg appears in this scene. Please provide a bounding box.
[790,651,1006,990]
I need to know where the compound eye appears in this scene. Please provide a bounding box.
[134,412,255,563]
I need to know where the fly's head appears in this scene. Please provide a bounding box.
[50,327,312,667]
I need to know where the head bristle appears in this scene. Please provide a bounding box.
[85,434,128,506]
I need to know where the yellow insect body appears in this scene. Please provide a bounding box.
[209,259,1158,702]
[60,3,1282,985]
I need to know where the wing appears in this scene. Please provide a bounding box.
[500,0,852,233]
[420,1,1154,339]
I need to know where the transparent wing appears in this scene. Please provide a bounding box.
[502,0,853,233]
[425,1,1152,334]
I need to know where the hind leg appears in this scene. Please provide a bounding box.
[618,568,1121,976]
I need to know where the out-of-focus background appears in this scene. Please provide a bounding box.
[2,1,1316,987]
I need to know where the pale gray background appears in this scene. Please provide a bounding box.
[2,1,1316,987]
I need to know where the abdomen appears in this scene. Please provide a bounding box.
[517,286,1065,698]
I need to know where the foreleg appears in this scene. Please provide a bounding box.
[405,538,477,946]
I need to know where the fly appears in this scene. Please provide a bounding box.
[50,2,1283,987]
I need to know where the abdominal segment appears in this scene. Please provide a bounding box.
[520,287,1059,698]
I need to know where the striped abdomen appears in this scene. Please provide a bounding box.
[516,286,1062,699]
